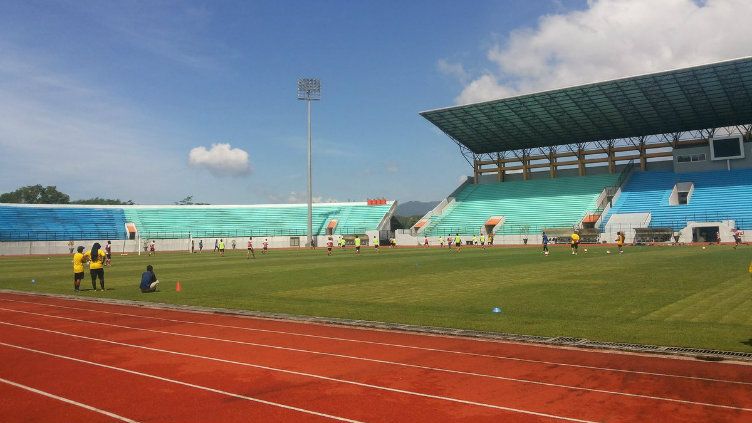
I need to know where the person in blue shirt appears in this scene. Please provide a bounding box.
[542,231,549,254]
[140,265,159,293]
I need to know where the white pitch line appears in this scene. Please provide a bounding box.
[1,306,749,413]
[3,296,750,387]
[0,321,598,423]
[0,376,139,423]
[0,341,362,423]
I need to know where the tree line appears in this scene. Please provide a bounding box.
[0,185,133,205]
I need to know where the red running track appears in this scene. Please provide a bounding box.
[0,292,750,422]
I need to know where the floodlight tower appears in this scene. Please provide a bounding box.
[297,78,321,248]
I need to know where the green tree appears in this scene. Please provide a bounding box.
[71,197,135,205]
[0,184,70,204]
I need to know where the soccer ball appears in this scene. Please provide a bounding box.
[544,251,549,256]
[606,250,611,254]
[584,248,588,253]
[702,246,706,250]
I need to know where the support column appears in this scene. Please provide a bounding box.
[522,150,530,180]
[577,146,586,176]
[496,153,503,182]
[548,147,557,178]
[608,142,615,174]
[639,137,647,170]
[473,159,480,184]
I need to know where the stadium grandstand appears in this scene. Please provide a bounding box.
[413,57,752,245]
[0,201,394,254]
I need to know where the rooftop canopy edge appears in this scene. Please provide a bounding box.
[420,57,752,154]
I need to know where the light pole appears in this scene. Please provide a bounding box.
[297,78,320,248]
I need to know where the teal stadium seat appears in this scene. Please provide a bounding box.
[0,203,392,241]
[0,206,126,241]
[602,169,752,229]
[422,173,619,236]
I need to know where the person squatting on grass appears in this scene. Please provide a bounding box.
[72,246,85,291]
[140,265,160,293]
[85,242,106,291]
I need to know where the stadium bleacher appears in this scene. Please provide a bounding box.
[0,202,393,241]
[421,173,619,236]
[123,203,392,238]
[0,206,126,241]
[602,168,752,230]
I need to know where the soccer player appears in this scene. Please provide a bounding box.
[733,228,743,249]
[214,239,219,253]
[570,231,580,255]
[191,239,195,254]
[262,238,269,254]
[149,240,156,256]
[454,233,462,252]
[68,240,75,254]
[218,239,225,256]
[488,233,494,246]
[84,242,106,291]
[390,238,397,248]
[72,246,85,291]
[104,240,112,266]
[354,235,362,255]
[480,233,486,250]
[472,234,478,246]
[542,231,549,254]
[439,236,444,248]
[339,236,346,248]
[616,231,625,253]
[373,235,379,253]
[247,237,255,259]
[232,239,237,250]
[198,239,203,253]
[139,265,159,293]
[424,236,429,247]
[326,236,334,256]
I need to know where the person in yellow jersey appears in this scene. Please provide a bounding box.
[84,242,107,291]
[472,235,478,246]
[218,239,225,256]
[354,235,362,255]
[480,233,486,250]
[570,231,580,255]
[373,235,379,253]
[454,233,462,252]
[72,246,85,291]
[616,231,625,254]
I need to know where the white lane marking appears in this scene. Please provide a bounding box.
[0,341,362,423]
[0,376,140,423]
[3,297,750,387]
[0,321,598,423]
[2,306,749,413]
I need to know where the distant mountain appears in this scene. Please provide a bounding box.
[395,201,439,217]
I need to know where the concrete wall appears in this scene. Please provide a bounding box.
[673,142,752,173]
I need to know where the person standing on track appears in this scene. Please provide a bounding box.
[198,239,203,253]
[84,242,106,291]
[733,228,743,249]
[246,237,255,259]
[424,236,429,247]
[232,239,237,250]
[139,264,160,293]
[191,239,195,254]
[72,246,85,291]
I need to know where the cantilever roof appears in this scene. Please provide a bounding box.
[421,57,752,154]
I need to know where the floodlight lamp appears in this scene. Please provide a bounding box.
[297,78,321,100]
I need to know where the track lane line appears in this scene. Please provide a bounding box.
[0,341,363,423]
[3,296,749,387]
[0,321,598,423]
[0,376,139,423]
[2,305,749,413]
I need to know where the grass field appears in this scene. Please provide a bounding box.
[1,244,751,352]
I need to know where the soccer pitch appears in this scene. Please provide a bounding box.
[1,245,751,352]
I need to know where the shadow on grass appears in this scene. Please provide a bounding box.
[742,339,752,347]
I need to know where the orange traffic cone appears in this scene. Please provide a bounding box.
[176,281,182,292]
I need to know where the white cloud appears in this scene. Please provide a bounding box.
[266,191,338,204]
[456,0,752,104]
[385,161,399,174]
[437,59,469,84]
[188,143,251,177]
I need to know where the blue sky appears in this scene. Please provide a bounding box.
[1,0,749,205]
